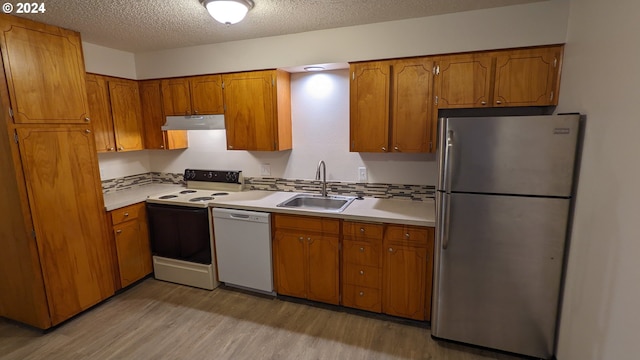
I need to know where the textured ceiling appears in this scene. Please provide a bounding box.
[16,0,545,53]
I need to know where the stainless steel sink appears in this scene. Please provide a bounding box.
[276,194,356,213]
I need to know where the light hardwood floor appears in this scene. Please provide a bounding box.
[0,279,525,360]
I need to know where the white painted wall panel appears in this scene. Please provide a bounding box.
[556,0,640,359]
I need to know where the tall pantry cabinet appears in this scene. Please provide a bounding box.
[0,15,116,329]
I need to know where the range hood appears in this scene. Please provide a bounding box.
[161,114,225,131]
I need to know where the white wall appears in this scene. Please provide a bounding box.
[555,0,640,359]
[150,70,435,184]
[97,151,151,180]
[82,42,137,79]
[134,1,570,79]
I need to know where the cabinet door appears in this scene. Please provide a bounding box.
[190,75,224,114]
[349,62,390,152]
[392,58,434,153]
[108,79,144,151]
[435,53,493,109]
[383,244,428,321]
[0,16,89,123]
[493,46,561,106]
[139,80,188,150]
[86,74,116,152]
[114,217,152,288]
[161,78,192,116]
[223,71,276,150]
[273,231,307,298]
[307,235,340,305]
[16,126,116,325]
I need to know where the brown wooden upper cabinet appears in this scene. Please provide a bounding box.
[139,80,188,150]
[161,75,224,116]
[86,74,144,152]
[435,45,563,108]
[350,57,435,153]
[222,70,292,151]
[0,14,90,124]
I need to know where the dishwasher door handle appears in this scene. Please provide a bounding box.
[229,214,250,219]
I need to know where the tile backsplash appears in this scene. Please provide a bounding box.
[102,172,435,200]
[245,177,434,201]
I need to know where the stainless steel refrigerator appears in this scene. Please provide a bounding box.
[432,114,581,359]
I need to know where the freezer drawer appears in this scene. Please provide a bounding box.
[432,192,570,359]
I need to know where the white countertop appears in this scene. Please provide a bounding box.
[209,190,434,227]
[103,185,434,227]
[103,184,184,211]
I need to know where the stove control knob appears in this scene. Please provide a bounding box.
[185,170,196,180]
[206,172,213,179]
[226,172,238,183]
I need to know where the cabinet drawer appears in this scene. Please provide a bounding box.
[342,221,384,241]
[343,263,380,288]
[385,225,433,245]
[342,284,381,313]
[111,203,144,225]
[273,214,339,235]
[343,240,381,267]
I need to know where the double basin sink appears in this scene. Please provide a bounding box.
[276,194,356,213]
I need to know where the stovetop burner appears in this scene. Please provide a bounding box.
[189,196,214,202]
[180,190,197,194]
[211,192,229,196]
[159,195,178,199]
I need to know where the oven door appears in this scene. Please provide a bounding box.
[146,203,211,265]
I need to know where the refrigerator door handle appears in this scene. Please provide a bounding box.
[441,192,451,249]
[444,130,454,193]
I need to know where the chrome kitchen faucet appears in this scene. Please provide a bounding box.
[315,160,327,197]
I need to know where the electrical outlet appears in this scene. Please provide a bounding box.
[260,164,272,176]
[358,167,367,182]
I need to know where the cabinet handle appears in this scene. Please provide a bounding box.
[118,146,124,151]
[481,101,487,105]
[381,147,386,152]
[228,145,234,149]
[84,129,91,134]
[194,110,198,114]
[108,147,115,151]
[116,229,122,234]
[298,236,304,241]
[405,233,410,238]
[124,212,129,217]
[307,237,313,243]
[84,117,90,122]
[359,291,364,296]
[359,270,364,275]
[360,228,365,233]
[496,100,502,105]
[359,247,365,252]
[388,247,394,252]
[394,146,399,151]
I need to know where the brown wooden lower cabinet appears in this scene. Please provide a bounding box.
[108,203,153,289]
[341,221,434,321]
[341,221,384,313]
[382,225,435,321]
[273,214,340,305]
[275,217,435,321]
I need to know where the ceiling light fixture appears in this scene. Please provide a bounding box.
[202,0,254,25]
[304,66,325,72]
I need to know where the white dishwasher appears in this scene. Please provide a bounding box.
[212,208,273,294]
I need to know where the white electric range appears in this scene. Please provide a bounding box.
[145,169,244,290]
